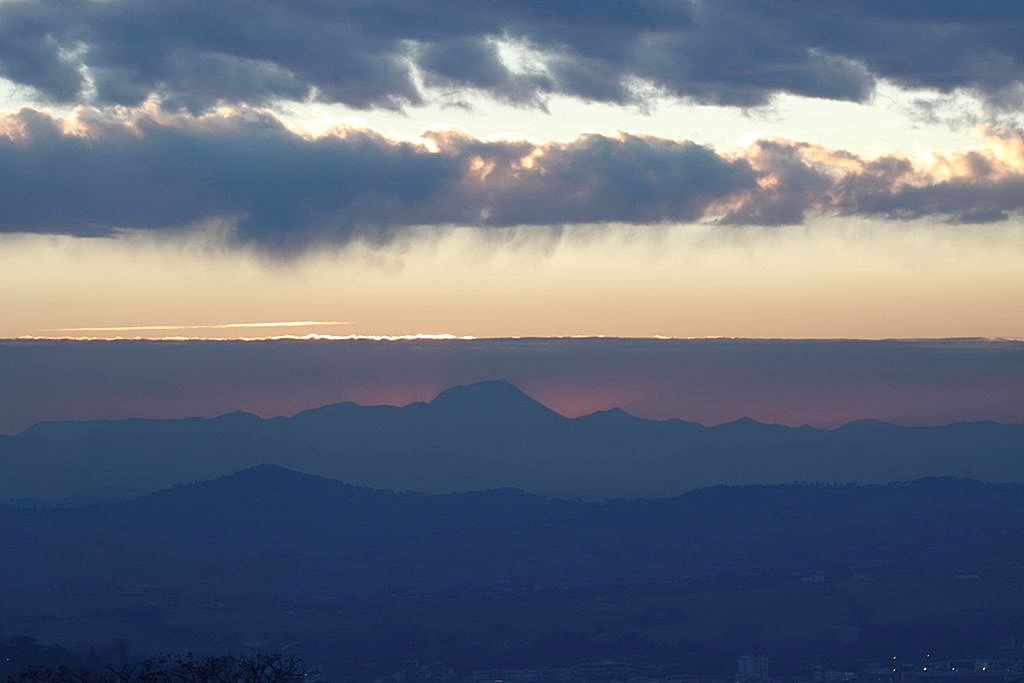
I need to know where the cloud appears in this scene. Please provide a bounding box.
[48,321,352,333]
[721,130,1024,225]
[1,107,1023,250]
[0,107,756,249]
[1,1,1023,111]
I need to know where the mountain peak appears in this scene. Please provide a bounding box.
[142,464,373,506]
[715,416,766,429]
[213,410,262,424]
[429,380,558,418]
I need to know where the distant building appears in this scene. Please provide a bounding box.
[900,657,1023,683]
[811,669,856,683]
[737,655,770,683]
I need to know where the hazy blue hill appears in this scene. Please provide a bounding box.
[20,410,265,444]
[2,467,1024,676]
[2,380,1023,501]
[1,467,1022,598]
[0,465,583,596]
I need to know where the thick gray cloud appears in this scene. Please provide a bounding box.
[2,108,1023,248]
[1,1,1023,111]
[0,108,757,248]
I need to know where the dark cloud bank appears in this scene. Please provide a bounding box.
[1,338,1021,435]
[2,1,1024,110]
[2,108,1023,249]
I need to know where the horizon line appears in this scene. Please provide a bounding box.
[5,334,1024,344]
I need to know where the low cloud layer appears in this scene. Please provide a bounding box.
[1,1,1024,111]
[2,107,1024,249]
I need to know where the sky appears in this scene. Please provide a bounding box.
[0,2,1023,427]
[0,0,1022,342]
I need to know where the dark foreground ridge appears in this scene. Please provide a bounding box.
[1,466,1023,680]
[2,380,1023,501]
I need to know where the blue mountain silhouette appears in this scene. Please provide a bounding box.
[2,380,1022,501]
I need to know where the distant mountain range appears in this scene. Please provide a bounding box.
[2,379,1022,501]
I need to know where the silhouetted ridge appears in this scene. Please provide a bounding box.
[716,416,768,429]
[578,407,633,420]
[210,463,331,487]
[120,464,392,522]
[212,410,262,424]
[2,382,1023,502]
[161,463,376,500]
[289,400,364,421]
[429,380,558,417]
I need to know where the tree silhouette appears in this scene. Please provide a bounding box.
[7,652,310,683]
